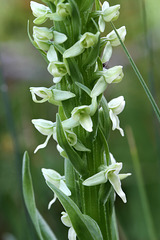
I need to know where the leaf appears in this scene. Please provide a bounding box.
[46,181,103,240]
[22,152,57,240]
[56,114,87,177]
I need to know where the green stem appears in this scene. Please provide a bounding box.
[110,22,160,123]
[126,126,157,240]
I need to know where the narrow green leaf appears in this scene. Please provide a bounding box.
[47,181,103,240]
[111,21,160,123]
[22,152,57,240]
[56,114,87,177]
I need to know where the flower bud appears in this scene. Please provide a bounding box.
[106,26,127,47]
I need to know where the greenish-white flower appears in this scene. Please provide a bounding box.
[108,96,125,136]
[48,61,68,83]
[98,1,120,32]
[61,212,77,240]
[83,153,131,203]
[56,3,71,18]
[42,168,71,209]
[30,1,52,24]
[33,27,67,51]
[63,32,100,58]
[32,119,55,153]
[30,86,75,105]
[91,66,124,97]
[106,26,127,47]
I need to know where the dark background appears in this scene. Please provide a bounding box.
[0,0,160,239]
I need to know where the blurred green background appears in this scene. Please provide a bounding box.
[0,0,160,239]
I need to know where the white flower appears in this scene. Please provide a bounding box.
[98,1,120,32]
[32,119,55,153]
[30,1,52,25]
[63,32,100,58]
[61,212,77,240]
[30,86,75,105]
[91,66,124,97]
[108,96,125,136]
[42,169,71,209]
[47,61,68,83]
[83,153,131,203]
[106,26,127,47]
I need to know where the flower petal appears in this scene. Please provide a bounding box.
[59,180,71,196]
[79,114,93,132]
[34,135,51,153]
[83,171,106,186]
[108,172,127,203]
[68,227,77,240]
[48,194,57,209]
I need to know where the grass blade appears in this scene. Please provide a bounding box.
[110,22,160,123]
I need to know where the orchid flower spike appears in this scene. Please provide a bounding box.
[42,168,71,209]
[99,1,120,32]
[83,153,131,203]
[61,212,77,240]
[108,96,125,136]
